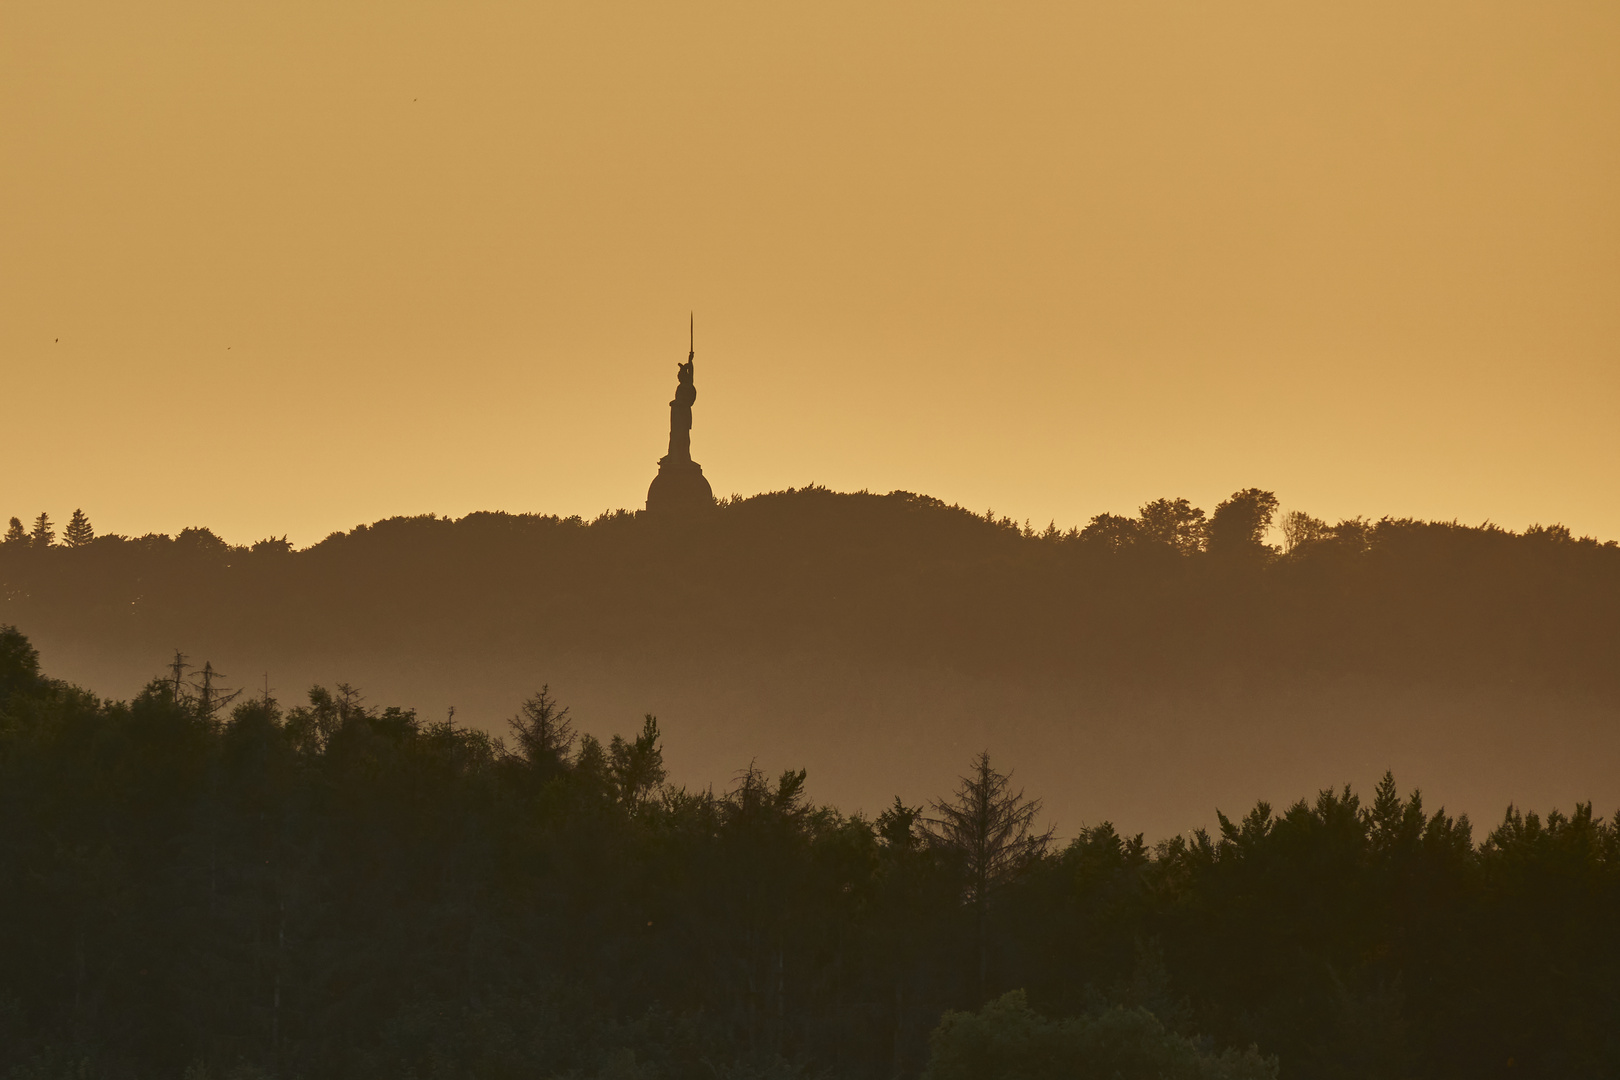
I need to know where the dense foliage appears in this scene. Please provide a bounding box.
[2,626,1617,1080]
[924,992,1274,1080]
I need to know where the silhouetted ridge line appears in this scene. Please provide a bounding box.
[4,487,1615,693]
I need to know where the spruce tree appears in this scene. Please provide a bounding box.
[608,714,666,808]
[926,752,1052,1003]
[508,686,575,776]
[28,513,54,548]
[63,508,94,548]
[2,518,24,545]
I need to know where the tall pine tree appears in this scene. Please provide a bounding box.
[63,508,94,548]
[28,513,54,548]
[926,752,1052,1003]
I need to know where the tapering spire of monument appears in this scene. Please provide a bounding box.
[646,316,716,515]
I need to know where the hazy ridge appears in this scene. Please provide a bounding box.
[3,486,1616,835]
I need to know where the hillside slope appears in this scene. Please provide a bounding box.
[3,487,1616,835]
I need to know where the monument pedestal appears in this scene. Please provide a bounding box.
[646,456,715,515]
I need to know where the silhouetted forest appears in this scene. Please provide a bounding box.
[4,488,1617,691]
[5,488,1618,837]
[2,625,1617,1080]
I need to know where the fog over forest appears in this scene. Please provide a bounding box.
[3,485,1615,838]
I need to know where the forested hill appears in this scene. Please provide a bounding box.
[2,487,1618,834]
[4,487,1616,687]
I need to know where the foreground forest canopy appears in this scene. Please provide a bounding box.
[1,626,1616,1080]
[3,486,1617,692]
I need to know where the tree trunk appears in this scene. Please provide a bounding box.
[892,980,905,1078]
[975,900,987,1006]
[272,897,285,1076]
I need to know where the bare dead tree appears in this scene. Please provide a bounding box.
[1280,509,1330,553]
[190,661,243,723]
[167,650,191,705]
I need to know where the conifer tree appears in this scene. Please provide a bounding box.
[28,512,54,548]
[63,508,94,548]
[2,518,24,545]
[926,752,1052,1003]
[608,714,666,808]
[509,686,575,775]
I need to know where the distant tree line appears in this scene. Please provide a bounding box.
[3,510,94,550]
[1,626,1616,1080]
[2,488,1616,700]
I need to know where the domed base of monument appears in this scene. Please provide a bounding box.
[646,456,715,515]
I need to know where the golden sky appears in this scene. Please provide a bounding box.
[3,1,1617,545]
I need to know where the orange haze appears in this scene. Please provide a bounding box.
[3,1,1617,546]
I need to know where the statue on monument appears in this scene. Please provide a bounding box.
[667,355,696,463]
[646,316,715,515]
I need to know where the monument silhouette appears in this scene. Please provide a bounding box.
[645,316,716,515]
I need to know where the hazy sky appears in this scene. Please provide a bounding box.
[4,1,1616,546]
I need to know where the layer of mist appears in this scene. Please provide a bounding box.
[4,487,1616,837]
